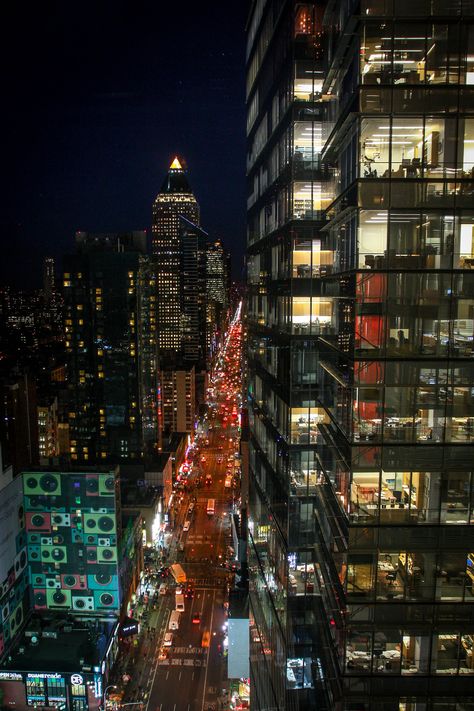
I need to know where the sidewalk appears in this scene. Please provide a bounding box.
[109,496,190,705]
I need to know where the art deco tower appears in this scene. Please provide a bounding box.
[152,157,200,353]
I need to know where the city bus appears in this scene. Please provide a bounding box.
[169,610,181,630]
[206,499,215,516]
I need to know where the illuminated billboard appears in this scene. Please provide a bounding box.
[23,471,120,614]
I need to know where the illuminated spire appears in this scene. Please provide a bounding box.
[169,156,183,170]
[159,157,193,195]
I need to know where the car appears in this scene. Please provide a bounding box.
[185,585,194,599]
[192,612,201,624]
[201,630,211,647]
[163,632,173,647]
[183,520,191,532]
[158,648,168,660]
[159,583,167,595]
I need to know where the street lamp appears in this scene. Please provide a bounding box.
[103,684,117,710]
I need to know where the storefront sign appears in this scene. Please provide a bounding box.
[120,617,139,637]
[0,671,22,681]
[71,674,84,685]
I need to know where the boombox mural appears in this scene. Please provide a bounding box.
[23,471,121,615]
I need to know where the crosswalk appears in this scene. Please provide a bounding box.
[189,577,227,588]
[157,645,208,669]
[158,658,206,667]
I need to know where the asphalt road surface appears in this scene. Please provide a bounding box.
[143,318,242,711]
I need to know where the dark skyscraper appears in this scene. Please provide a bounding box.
[206,238,229,356]
[42,257,55,302]
[152,158,200,354]
[64,231,158,464]
[247,1,474,710]
[180,217,209,367]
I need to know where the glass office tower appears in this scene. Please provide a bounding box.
[179,217,208,367]
[246,1,474,709]
[246,2,328,709]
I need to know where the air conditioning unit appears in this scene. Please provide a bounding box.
[24,629,40,638]
[42,630,58,639]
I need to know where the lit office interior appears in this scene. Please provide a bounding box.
[349,470,474,524]
[352,383,474,443]
[345,629,474,675]
[357,210,474,270]
[291,296,334,334]
[347,548,474,602]
[360,23,474,87]
[294,61,323,101]
[292,182,331,220]
[292,237,333,278]
[360,117,474,179]
[293,121,323,169]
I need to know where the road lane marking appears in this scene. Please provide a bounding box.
[200,588,216,711]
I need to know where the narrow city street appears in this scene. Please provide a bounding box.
[119,309,243,711]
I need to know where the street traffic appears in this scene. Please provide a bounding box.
[114,306,243,711]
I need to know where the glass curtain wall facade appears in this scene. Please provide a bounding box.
[246,2,328,709]
[247,1,474,710]
[179,217,209,368]
[317,1,474,709]
[206,239,229,357]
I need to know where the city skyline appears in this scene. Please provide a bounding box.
[1,1,474,710]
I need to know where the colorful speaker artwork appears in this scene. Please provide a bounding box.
[23,470,120,614]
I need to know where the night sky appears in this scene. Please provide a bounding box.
[2,2,249,288]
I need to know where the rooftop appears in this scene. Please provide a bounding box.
[1,615,116,673]
[121,485,161,509]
